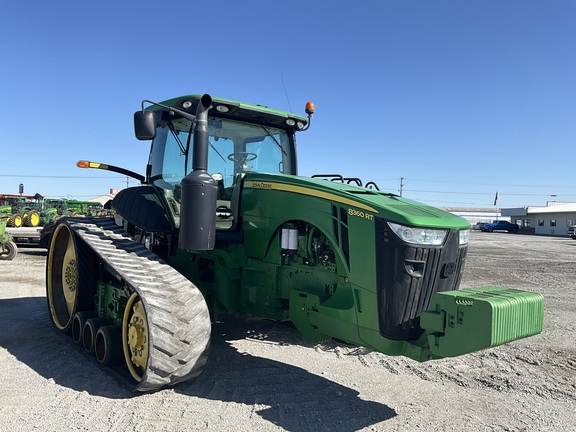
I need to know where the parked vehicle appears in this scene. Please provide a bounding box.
[0,194,43,227]
[482,220,520,233]
[567,226,576,239]
[0,207,18,260]
[45,93,544,391]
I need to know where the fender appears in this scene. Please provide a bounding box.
[112,186,172,233]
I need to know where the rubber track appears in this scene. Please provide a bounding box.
[64,218,211,392]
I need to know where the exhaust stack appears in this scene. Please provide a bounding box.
[179,94,218,250]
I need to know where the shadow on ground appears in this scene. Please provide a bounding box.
[0,298,396,431]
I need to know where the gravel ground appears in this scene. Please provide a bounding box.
[0,232,574,431]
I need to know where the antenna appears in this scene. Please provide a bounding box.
[281,71,293,112]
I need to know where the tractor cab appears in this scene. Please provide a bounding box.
[147,102,300,225]
[77,94,313,252]
[133,94,312,249]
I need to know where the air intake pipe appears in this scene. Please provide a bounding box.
[179,94,218,250]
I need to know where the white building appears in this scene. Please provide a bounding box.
[88,194,116,206]
[442,208,506,226]
[502,202,576,236]
[89,189,119,206]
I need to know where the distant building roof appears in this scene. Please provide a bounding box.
[442,208,499,213]
[527,203,576,214]
[503,202,576,216]
[89,194,115,206]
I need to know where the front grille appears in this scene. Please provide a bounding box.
[375,218,467,340]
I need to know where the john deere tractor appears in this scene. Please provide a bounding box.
[0,194,44,227]
[45,93,544,391]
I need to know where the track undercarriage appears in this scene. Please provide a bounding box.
[46,218,211,391]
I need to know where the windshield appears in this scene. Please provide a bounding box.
[149,116,293,191]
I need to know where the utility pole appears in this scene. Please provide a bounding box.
[125,176,130,189]
[399,177,404,196]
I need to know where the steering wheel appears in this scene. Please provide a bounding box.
[227,152,257,163]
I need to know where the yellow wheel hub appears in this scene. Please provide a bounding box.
[123,293,149,382]
[47,223,79,330]
[13,214,22,227]
[30,212,40,226]
[61,236,77,316]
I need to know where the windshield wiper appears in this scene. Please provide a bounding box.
[179,122,226,172]
[168,121,187,155]
[260,124,287,156]
[208,140,226,163]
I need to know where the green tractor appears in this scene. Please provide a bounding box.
[39,198,67,225]
[0,195,26,228]
[61,199,90,216]
[45,94,544,392]
[39,199,93,225]
[39,207,60,225]
[0,194,43,227]
[54,199,106,218]
[0,205,18,260]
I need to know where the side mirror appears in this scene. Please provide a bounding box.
[134,111,156,140]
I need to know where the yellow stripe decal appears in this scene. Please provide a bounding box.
[89,162,108,169]
[244,181,378,213]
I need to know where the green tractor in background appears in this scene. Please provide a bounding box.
[63,199,109,217]
[39,206,61,226]
[0,205,18,260]
[0,194,44,227]
[39,198,68,225]
[61,199,91,216]
[39,199,110,225]
[45,93,544,392]
[1,195,28,228]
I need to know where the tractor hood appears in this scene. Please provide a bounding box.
[242,173,469,230]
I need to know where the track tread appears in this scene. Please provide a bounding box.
[63,217,211,392]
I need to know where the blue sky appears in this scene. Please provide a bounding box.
[1,1,574,209]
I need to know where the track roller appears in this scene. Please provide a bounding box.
[95,325,123,366]
[82,317,110,355]
[72,311,96,345]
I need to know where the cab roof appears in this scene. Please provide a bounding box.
[150,94,308,130]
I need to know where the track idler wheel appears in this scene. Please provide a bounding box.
[122,293,149,382]
[46,220,95,332]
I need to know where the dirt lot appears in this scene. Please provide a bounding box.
[0,232,574,431]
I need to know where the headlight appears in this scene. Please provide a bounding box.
[387,222,447,246]
[459,229,470,245]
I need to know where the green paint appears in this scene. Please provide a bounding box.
[88,92,543,363]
